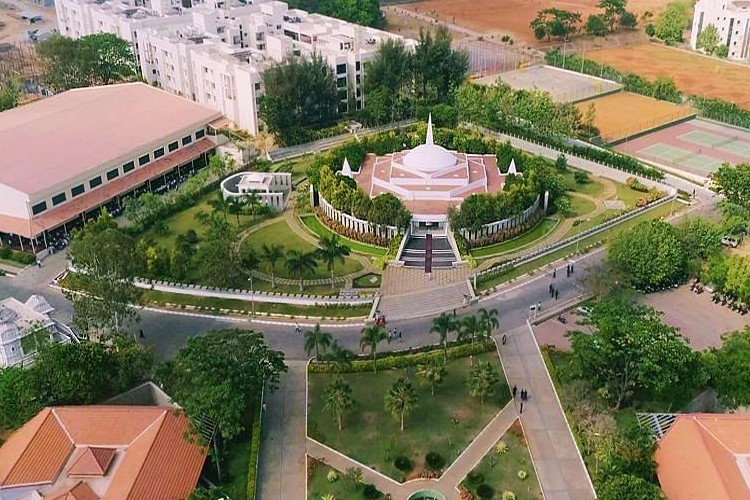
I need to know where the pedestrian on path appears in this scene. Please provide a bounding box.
[262,403,267,413]
[553,269,556,278]
[512,385,517,399]
[555,289,559,300]
[537,302,542,312]
[520,401,524,414]
[295,323,301,334]
[570,263,574,273]
[502,334,507,345]
[36,260,42,268]
[549,283,554,295]
[139,329,145,339]
[398,330,402,342]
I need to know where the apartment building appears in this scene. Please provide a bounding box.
[691,0,750,61]
[55,0,415,134]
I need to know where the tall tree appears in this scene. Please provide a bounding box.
[316,234,351,290]
[364,39,413,123]
[417,361,447,396]
[67,210,141,335]
[384,377,419,431]
[260,243,284,288]
[259,53,338,145]
[459,314,482,346]
[431,312,457,363]
[359,325,389,373]
[712,163,750,210]
[703,327,750,408]
[325,340,355,374]
[0,366,43,430]
[597,0,627,32]
[530,8,582,41]
[324,377,354,431]
[285,250,318,291]
[305,323,333,360]
[413,26,469,102]
[195,214,240,288]
[466,360,500,405]
[477,308,499,339]
[654,1,691,45]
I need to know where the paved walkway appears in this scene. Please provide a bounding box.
[495,325,596,500]
[257,361,307,500]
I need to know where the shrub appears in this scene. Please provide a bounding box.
[465,471,485,487]
[362,483,380,499]
[0,247,10,259]
[517,469,528,480]
[501,492,516,500]
[574,170,590,184]
[626,177,649,192]
[246,393,263,499]
[476,483,494,499]
[495,441,509,454]
[327,469,338,482]
[425,452,445,471]
[394,455,413,472]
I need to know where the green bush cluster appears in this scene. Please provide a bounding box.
[309,340,495,373]
[246,392,263,500]
[689,96,750,129]
[0,247,36,265]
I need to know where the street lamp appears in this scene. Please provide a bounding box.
[248,276,256,317]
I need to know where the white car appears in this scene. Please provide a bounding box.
[576,306,592,316]
[722,236,740,248]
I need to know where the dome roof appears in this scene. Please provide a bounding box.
[402,144,457,172]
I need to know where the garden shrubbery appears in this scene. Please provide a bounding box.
[394,455,413,472]
[425,451,446,471]
[0,247,36,265]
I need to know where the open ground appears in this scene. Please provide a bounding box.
[616,118,750,177]
[586,43,750,110]
[0,0,57,44]
[403,0,671,44]
[576,92,695,143]
[476,65,621,103]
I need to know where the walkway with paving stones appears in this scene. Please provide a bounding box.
[257,361,307,500]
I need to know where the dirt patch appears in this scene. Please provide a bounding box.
[403,0,671,44]
[507,419,527,446]
[576,91,694,142]
[586,43,750,110]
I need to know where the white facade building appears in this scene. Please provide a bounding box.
[691,0,750,61]
[55,0,415,134]
[220,171,292,210]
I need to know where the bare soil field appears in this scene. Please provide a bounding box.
[587,43,750,110]
[576,92,695,143]
[403,0,671,44]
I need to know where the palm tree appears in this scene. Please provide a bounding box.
[207,191,228,222]
[325,340,355,374]
[478,307,499,339]
[359,325,389,373]
[261,243,284,288]
[304,323,333,360]
[467,361,500,405]
[431,312,457,363]
[316,234,351,290]
[460,314,482,346]
[417,361,447,396]
[384,377,419,431]
[245,192,263,219]
[285,250,318,292]
[226,196,244,225]
[241,247,261,317]
[324,377,354,431]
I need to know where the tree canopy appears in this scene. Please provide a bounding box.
[530,8,582,41]
[712,163,750,210]
[653,1,691,45]
[703,327,750,408]
[285,0,384,28]
[696,24,721,55]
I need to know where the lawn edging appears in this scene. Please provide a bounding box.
[247,387,264,500]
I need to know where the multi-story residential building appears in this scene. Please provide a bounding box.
[54,0,415,134]
[691,0,750,61]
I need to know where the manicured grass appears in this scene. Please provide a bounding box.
[273,155,315,184]
[461,422,542,500]
[242,219,363,279]
[477,201,677,292]
[568,196,597,218]
[307,352,510,482]
[307,459,385,499]
[300,214,387,257]
[224,437,251,499]
[354,272,382,288]
[615,184,649,209]
[563,209,621,239]
[562,169,607,198]
[141,289,372,318]
[472,219,559,259]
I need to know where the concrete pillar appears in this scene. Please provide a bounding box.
[544,191,550,213]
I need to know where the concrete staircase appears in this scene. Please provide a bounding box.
[400,235,457,269]
[378,280,474,320]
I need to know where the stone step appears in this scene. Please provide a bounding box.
[378,281,472,320]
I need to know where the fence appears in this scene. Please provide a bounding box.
[472,193,676,283]
[0,42,42,84]
[459,195,540,242]
[604,109,696,144]
[318,194,399,240]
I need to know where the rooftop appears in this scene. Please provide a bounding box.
[0,83,221,196]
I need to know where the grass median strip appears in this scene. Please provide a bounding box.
[299,214,387,257]
[472,218,559,259]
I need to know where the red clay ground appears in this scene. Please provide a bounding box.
[576,92,695,143]
[587,43,750,110]
[404,0,671,44]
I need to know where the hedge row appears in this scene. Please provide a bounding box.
[309,339,496,373]
[0,247,36,265]
[246,390,263,500]
[688,95,750,129]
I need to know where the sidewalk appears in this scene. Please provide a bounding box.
[257,361,307,500]
[495,325,596,500]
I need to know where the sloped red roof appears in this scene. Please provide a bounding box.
[67,447,116,477]
[48,480,99,500]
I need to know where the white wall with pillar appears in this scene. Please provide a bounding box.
[459,194,542,242]
[318,194,399,240]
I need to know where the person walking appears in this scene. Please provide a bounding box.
[520,401,524,414]
[570,263,574,273]
[295,323,301,334]
[549,283,554,295]
[139,329,145,339]
[555,289,559,300]
[512,385,517,399]
[553,268,556,278]
[502,334,507,345]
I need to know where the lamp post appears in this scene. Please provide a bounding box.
[248,276,255,317]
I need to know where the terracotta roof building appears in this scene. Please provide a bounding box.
[0,406,207,499]
[0,82,223,249]
[656,413,750,499]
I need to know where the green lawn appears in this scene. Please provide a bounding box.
[273,155,315,184]
[472,219,559,259]
[224,437,250,499]
[242,219,363,279]
[0,257,27,269]
[141,289,372,319]
[562,170,607,198]
[461,423,542,500]
[563,209,621,239]
[477,201,677,292]
[568,196,597,218]
[615,184,649,209]
[300,214,387,257]
[308,352,510,482]
[354,272,382,288]
[308,459,385,499]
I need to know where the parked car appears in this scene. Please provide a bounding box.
[576,306,592,316]
[722,235,741,248]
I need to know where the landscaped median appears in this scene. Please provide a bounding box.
[307,340,511,482]
[300,213,388,257]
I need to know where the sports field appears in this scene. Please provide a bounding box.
[576,92,695,143]
[586,44,750,110]
[616,119,750,177]
[406,0,670,43]
[476,65,621,103]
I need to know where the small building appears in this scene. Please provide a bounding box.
[0,295,77,368]
[656,413,750,499]
[691,0,750,61]
[0,405,207,499]
[221,171,292,211]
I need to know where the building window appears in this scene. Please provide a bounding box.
[123,161,135,173]
[71,184,85,197]
[89,176,103,188]
[107,168,120,180]
[139,154,150,166]
[31,201,47,215]
[182,135,192,146]
[336,63,347,75]
[153,147,165,159]
[337,77,347,88]
[356,61,360,71]
[52,192,67,206]
[196,129,206,139]
[168,141,179,152]
[254,82,261,91]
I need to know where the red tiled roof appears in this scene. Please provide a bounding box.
[67,447,116,477]
[48,481,100,500]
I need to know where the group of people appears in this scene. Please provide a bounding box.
[512,385,531,413]
[389,328,403,342]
